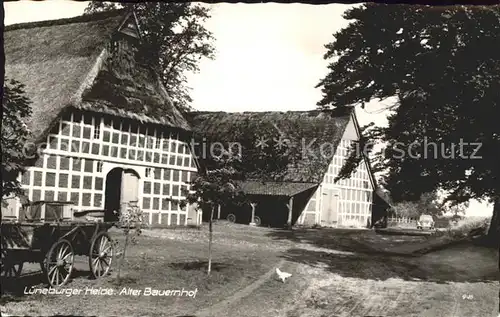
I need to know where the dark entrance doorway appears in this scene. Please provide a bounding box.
[104,168,122,222]
[104,167,141,222]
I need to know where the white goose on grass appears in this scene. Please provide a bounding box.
[276,268,292,283]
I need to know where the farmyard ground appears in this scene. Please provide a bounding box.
[1,222,498,317]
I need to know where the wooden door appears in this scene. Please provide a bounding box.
[321,188,339,226]
[121,169,139,210]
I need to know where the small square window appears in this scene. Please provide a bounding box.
[58,192,67,202]
[120,148,127,159]
[61,122,71,136]
[155,138,161,149]
[121,134,129,145]
[59,174,69,188]
[71,140,80,153]
[82,141,90,154]
[60,157,70,170]
[70,192,79,204]
[154,153,160,163]
[144,181,151,194]
[161,199,170,210]
[71,175,80,188]
[45,173,56,187]
[128,149,136,160]
[103,131,111,142]
[162,183,170,195]
[153,198,160,210]
[172,170,180,182]
[32,189,41,201]
[172,185,179,197]
[142,197,151,209]
[112,133,120,144]
[130,135,137,147]
[95,177,103,190]
[102,145,110,156]
[82,193,91,206]
[72,124,81,138]
[161,153,168,165]
[91,143,100,155]
[137,150,144,161]
[45,190,55,201]
[154,169,161,180]
[83,127,92,139]
[110,146,119,158]
[34,171,43,186]
[83,176,92,189]
[154,183,161,195]
[94,194,103,207]
[84,160,93,173]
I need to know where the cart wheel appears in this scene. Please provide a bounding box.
[1,249,23,278]
[89,232,114,279]
[253,216,262,226]
[227,213,236,223]
[45,239,74,287]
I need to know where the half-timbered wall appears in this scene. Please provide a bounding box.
[19,109,197,226]
[298,116,373,228]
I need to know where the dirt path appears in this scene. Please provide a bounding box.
[192,242,498,317]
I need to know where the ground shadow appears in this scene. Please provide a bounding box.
[279,245,499,284]
[169,261,231,272]
[266,228,385,254]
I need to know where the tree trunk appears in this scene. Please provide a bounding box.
[207,206,214,275]
[487,198,499,244]
[117,227,129,283]
[489,198,500,314]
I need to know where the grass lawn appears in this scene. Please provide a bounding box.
[1,225,282,317]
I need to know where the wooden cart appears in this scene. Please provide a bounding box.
[1,201,115,287]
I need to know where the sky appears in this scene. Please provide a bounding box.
[4,1,493,217]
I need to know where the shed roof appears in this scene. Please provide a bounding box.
[188,108,353,184]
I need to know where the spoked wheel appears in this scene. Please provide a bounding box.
[45,239,74,287]
[89,232,114,279]
[253,216,262,227]
[227,213,236,223]
[1,249,23,278]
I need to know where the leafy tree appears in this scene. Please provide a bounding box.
[392,192,441,219]
[318,5,500,311]
[2,78,32,198]
[318,4,500,244]
[179,152,247,275]
[85,2,215,113]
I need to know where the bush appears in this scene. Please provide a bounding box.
[445,216,490,239]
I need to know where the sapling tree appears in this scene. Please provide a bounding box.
[113,202,144,283]
[178,151,246,275]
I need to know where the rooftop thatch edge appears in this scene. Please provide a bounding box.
[5,9,128,31]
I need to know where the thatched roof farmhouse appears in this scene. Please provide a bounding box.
[188,108,380,228]
[4,10,198,226]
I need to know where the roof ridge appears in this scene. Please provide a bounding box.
[5,9,128,32]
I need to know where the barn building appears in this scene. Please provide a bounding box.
[189,108,378,228]
[4,10,199,226]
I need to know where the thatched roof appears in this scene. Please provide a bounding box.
[188,108,353,185]
[5,10,190,142]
